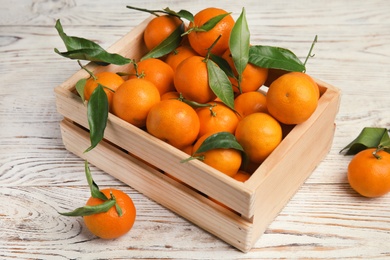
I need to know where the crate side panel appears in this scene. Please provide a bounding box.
[60,119,254,252]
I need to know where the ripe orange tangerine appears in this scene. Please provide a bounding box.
[143,15,183,51]
[187,7,235,56]
[83,188,136,239]
[84,71,124,111]
[348,148,390,198]
[112,78,160,128]
[192,132,242,177]
[146,99,200,150]
[174,55,216,104]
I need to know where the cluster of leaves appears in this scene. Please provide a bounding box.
[59,161,123,217]
[340,127,390,155]
[54,6,311,157]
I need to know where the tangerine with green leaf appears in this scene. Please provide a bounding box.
[83,188,136,239]
[187,7,235,56]
[143,15,183,51]
[174,55,216,103]
[192,132,242,177]
[59,161,136,240]
[84,71,124,111]
[222,48,268,93]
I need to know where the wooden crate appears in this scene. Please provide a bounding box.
[54,16,341,252]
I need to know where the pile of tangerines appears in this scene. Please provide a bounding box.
[83,7,320,182]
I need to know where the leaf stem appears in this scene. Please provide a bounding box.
[77,60,97,80]
[303,35,318,69]
[126,6,166,17]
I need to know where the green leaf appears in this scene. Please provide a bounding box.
[141,23,185,60]
[163,7,194,22]
[210,53,235,78]
[249,45,306,72]
[229,7,250,80]
[54,19,131,65]
[59,199,116,217]
[379,130,390,152]
[75,78,87,103]
[193,132,245,154]
[85,85,109,153]
[199,13,231,32]
[206,59,235,110]
[85,161,109,201]
[340,127,389,155]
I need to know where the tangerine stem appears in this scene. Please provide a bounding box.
[204,34,222,62]
[373,147,383,159]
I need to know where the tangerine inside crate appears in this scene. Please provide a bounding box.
[54,16,341,252]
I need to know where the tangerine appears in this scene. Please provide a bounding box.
[161,91,180,101]
[267,72,319,125]
[232,170,251,182]
[84,71,124,111]
[174,55,216,103]
[235,112,282,164]
[193,132,242,177]
[234,91,267,119]
[112,78,160,128]
[129,58,175,95]
[187,7,234,56]
[165,45,198,72]
[222,49,268,93]
[143,15,183,51]
[83,188,136,239]
[196,101,239,138]
[146,99,200,150]
[348,148,390,198]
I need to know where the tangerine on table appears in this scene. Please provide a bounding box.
[112,78,160,128]
[235,112,282,164]
[165,45,198,72]
[192,132,242,177]
[187,7,235,56]
[348,148,390,198]
[129,58,175,95]
[222,49,268,93]
[267,72,319,125]
[234,91,267,119]
[84,71,124,111]
[143,15,183,51]
[83,188,136,239]
[196,101,239,138]
[146,99,200,150]
[174,55,216,104]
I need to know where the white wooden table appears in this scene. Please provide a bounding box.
[1,0,390,259]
